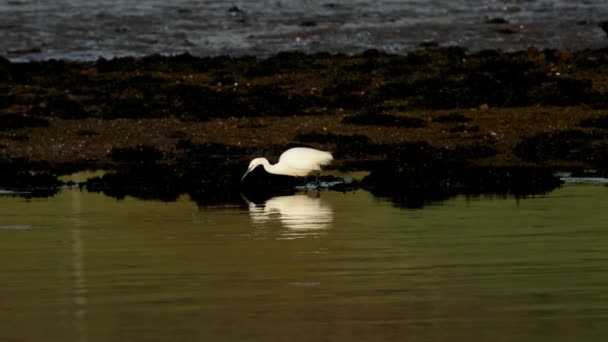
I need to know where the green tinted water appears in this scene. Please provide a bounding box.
[1,184,607,341]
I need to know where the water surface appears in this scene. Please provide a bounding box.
[3,0,607,60]
[1,184,607,341]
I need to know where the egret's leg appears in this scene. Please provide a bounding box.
[299,176,308,190]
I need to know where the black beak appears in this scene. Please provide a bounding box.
[240,169,252,182]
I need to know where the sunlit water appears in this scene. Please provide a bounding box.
[1,184,608,341]
[2,0,608,61]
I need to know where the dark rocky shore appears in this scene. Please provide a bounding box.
[1,47,608,206]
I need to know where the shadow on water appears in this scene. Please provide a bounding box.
[0,164,62,198]
[0,137,577,208]
[363,163,564,208]
[0,160,566,209]
[357,141,566,208]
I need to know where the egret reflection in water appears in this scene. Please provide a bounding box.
[243,193,333,237]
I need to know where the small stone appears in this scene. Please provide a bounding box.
[228,6,242,13]
[485,17,508,24]
[300,20,317,27]
[600,21,608,36]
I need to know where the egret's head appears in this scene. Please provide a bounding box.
[241,158,266,182]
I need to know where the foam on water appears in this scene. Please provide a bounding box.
[560,176,608,184]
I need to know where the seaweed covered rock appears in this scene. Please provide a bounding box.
[514,129,608,170]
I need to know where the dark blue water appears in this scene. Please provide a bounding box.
[2,0,607,61]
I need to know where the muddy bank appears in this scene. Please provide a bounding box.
[2,48,608,206]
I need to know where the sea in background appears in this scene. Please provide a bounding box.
[2,0,608,61]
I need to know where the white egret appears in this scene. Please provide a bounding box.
[241,147,333,182]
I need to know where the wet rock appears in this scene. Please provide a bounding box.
[0,114,48,130]
[300,20,318,27]
[76,129,100,136]
[433,112,472,123]
[493,27,516,34]
[478,103,490,110]
[98,75,174,119]
[0,166,62,198]
[94,56,139,73]
[227,6,242,14]
[84,166,182,201]
[580,114,608,129]
[210,72,236,85]
[352,141,512,207]
[96,54,226,74]
[183,142,248,159]
[363,160,561,208]
[245,52,318,77]
[542,78,594,106]
[172,85,230,120]
[485,18,508,24]
[514,129,608,169]
[8,59,71,85]
[600,21,608,36]
[448,124,481,133]
[7,49,608,124]
[32,94,87,119]
[0,79,10,110]
[343,113,426,127]
[443,144,498,160]
[361,49,385,58]
[109,145,164,164]
[0,95,10,110]
[84,155,247,205]
[390,51,598,109]
[240,84,305,117]
[504,6,520,13]
[462,167,563,196]
[294,132,370,144]
[8,135,28,141]
[419,41,439,48]
[322,78,369,110]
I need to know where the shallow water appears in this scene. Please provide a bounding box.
[2,0,607,61]
[1,183,607,341]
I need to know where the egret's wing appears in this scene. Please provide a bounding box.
[279,148,333,171]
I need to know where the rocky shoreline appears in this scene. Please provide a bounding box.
[1,47,607,206]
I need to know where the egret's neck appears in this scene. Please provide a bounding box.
[260,159,282,175]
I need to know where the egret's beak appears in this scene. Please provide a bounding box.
[240,168,252,182]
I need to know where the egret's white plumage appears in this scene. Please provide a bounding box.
[241,147,333,181]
